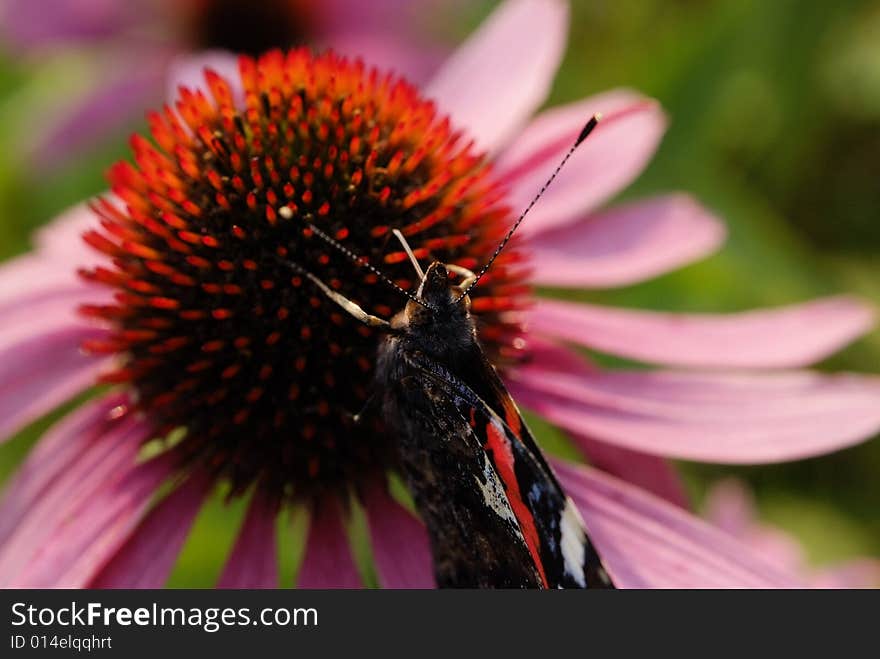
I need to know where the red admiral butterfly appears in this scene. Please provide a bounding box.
[284,116,614,588]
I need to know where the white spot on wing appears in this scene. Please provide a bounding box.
[474,452,520,531]
[560,498,587,587]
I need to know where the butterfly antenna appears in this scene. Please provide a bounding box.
[278,207,434,310]
[392,229,426,280]
[454,114,601,303]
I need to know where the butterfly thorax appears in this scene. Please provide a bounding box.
[387,262,479,372]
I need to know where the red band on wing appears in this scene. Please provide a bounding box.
[502,396,523,439]
[484,422,548,588]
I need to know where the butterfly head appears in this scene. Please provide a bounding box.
[391,261,476,354]
[415,262,450,304]
[404,262,465,317]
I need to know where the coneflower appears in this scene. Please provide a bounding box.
[2,0,450,170]
[1,0,878,588]
[80,48,528,505]
[704,479,880,588]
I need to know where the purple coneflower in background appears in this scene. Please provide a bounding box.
[1,0,452,170]
[705,480,880,588]
[1,0,878,589]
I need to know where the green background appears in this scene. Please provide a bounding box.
[0,0,877,585]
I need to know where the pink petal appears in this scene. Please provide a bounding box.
[704,484,805,574]
[323,32,444,84]
[527,194,725,288]
[704,481,880,588]
[90,472,213,588]
[28,55,167,171]
[297,499,362,588]
[217,489,279,589]
[0,203,108,312]
[554,461,802,588]
[511,355,880,464]
[166,50,243,108]
[314,0,455,83]
[528,296,876,369]
[0,416,144,581]
[0,205,112,440]
[0,253,75,308]
[0,257,102,316]
[702,478,760,537]
[425,0,568,153]
[33,201,104,262]
[743,527,808,574]
[0,326,109,443]
[3,442,171,588]
[496,91,667,236]
[0,285,105,350]
[363,486,434,588]
[511,341,682,498]
[1,0,146,49]
[812,560,880,589]
[574,436,689,507]
[0,393,128,545]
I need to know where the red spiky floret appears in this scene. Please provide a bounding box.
[80,49,530,499]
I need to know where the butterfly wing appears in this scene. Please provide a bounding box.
[385,362,543,587]
[426,360,612,589]
[385,350,613,588]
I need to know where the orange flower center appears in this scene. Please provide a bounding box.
[80,49,530,498]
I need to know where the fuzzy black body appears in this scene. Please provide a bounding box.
[376,263,614,589]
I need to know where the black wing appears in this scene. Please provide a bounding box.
[383,351,613,588]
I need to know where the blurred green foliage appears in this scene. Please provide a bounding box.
[554,0,880,564]
[0,0,877,585]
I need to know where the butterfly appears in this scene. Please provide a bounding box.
[285,116,614,588]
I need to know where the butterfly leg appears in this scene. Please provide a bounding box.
[446,263,477,291]
[307,271,391,329]
[280,259,392,330]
